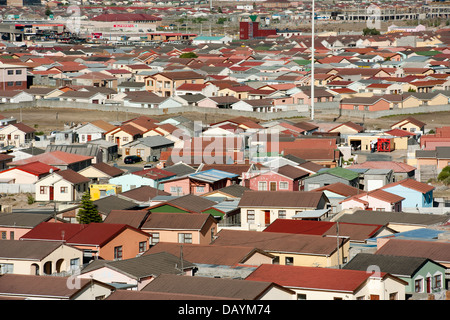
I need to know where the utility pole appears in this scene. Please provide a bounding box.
[336,221,341,269]
[311,0,315,121]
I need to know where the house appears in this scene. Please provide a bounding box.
[115,185,171,207]
[105,124,144,148]
[34,169,90,202]
[77,162,124,184]
[121,136,174,162]
[0,274,115,300]
[245,264,408,300]
[343,253,447,299]
[247,165,310,191]
[415,146,450,182]
[0,239,83,276]
[78,252,196,291]
[0,161,59,185]
[0,122,36,147]
[380,179,435,208]
[311,182,362,213]
[145,242,275,279]
[374,239,450,287]
[140,212,218,246]
[340,96,391,112]
[211,229,350,268]
[72,71,118,89]
[58,91,108,104]
[0,212,53,240]
[92,195,141,218]
[6,150,94,172]
[0,63,28,90]
[339,189,404,212]
[238,190,330,230]
[347,161,416,182]
[145,71,205,97]
[109,168,176,192]
[73,120,117,143]
[202,184,250,200]
[328,121,364,135]
[303,167,360,191]
[0,90,33,103]
[20,222,150,263]
[391,117,426,134]
[145,194,217,214]
[163,169,239,196]
[140,273,296,300]
[360,169,395,191]
[0,153,14,170]
[337,210,450,233]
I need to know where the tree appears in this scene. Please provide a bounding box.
[179,52,198,59]
[45,6,53,17]
[437,166,450,185]
[77,190,102,224]
[363,27,380,36]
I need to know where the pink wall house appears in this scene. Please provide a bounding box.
[197,97,219,109]
[248,166,309,192]
[340,189,404,212]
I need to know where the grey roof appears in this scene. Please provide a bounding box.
[123,136,174,148]
[93,195,139,215]
[210,184,250,198]
[157,194,217,212]
[81,252,195,280]
[337,210,450,226]
[140,273,289,299]
[0,212,51,228]
[342,253,438,277]
[46,144,100,157]
[163,163,196,177]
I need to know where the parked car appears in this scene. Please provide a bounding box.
[124,155,142,164]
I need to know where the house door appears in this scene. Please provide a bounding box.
[87,135,92,141]
[49,186,54,201]
[115,137,120,147]
[370,295,379,300]
[426,277,432,293]
[270,182,277,191]
[264,210,271,226]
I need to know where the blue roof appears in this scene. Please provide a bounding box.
[366,228,445,243]
[189,169,238,183]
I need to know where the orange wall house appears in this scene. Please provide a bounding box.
[340,98,391,111]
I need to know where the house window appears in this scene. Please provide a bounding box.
[123,137,128,142]
[297,294,307,300]
[70,258,80,271]
[170,186,182,195]
[434,274,442,289]
[356,296,365,300]
[150,233,160,245]
[139,241,147,253]
[258,181,267,191]
[15,81,22,86]
[278,210,286,219]
[9,231,14,240]
[247,210,255,223]
[1,231,6,240]
[15,70,22,75]
[60,187,68,194]
[279,181,288,190]
[0,263,13,274]
[7,70,13,75]
[40,186,46,194]
[114,246,123,260]
[196,186,205,193]
[415,279,423,293]
[285,257,294,265]
[389,292,398,300]
[178,233,192,244]
[0,135,4,140]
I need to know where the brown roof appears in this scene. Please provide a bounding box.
[57,169,91,184]
[148,194,217,212]
[346,161,416,173]
[144,242,274,266]
[119,185,170,202]
[276,165,310,179]
[212,229,347,256]
[152,71,204,81]
[106,289,233,300]
[103,210,149,229]
[0,240,70,260]
[0,274,109,299]
[375,239,450,264]
[140,273,293,299]
[90,162,124,177]
[239,190,325,208]
[89,120,117,132]
[312,182,361,197]
[11,122,36,134]
[381,178,435,194]
[391,117,426,129]
[141,212,214,231]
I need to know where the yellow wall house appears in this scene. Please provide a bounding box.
[90,184,122,201]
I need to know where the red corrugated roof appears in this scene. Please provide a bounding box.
[246,264,387,293]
